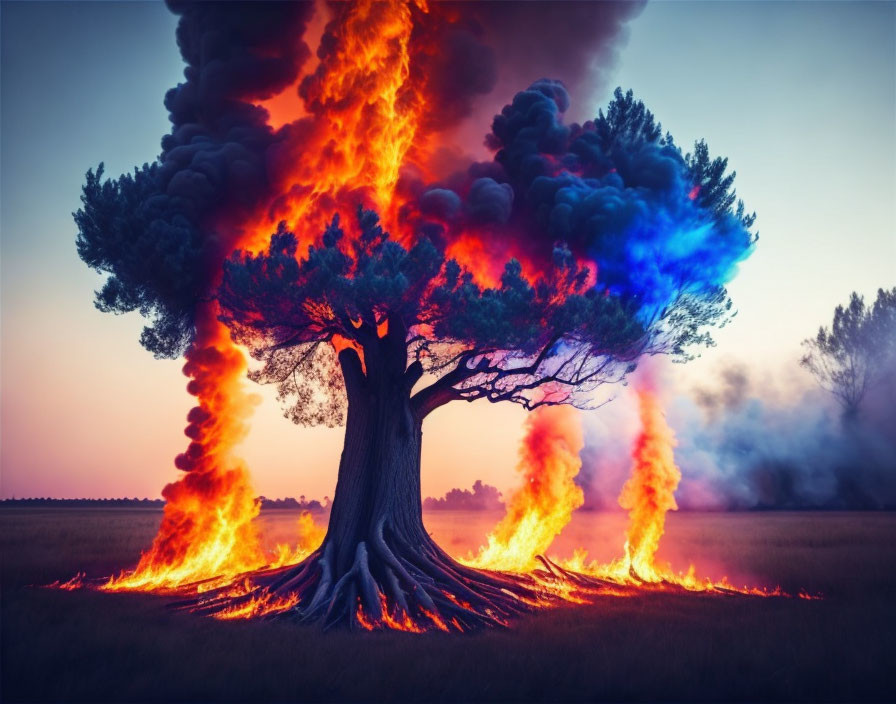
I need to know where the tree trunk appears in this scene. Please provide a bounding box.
[192,336,550,631]
[325,348,427,578]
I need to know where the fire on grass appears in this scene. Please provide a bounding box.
[464,386,805,601]
[49,384,816,629]
[100,510,326,597]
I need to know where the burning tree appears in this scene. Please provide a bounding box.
[74,0,756,630]
[203,83,756,629]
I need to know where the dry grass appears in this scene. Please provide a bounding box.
[2,508,895,702]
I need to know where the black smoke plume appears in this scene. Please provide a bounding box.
[77,1,647,358]
[76,1,314,357]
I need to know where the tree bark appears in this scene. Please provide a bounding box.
[326,345,428,576]
[192,329,550,630]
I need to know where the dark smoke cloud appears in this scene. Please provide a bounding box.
[408,7,498,133]
[578,363,896,511]
[466,177,514,225]
[79,1,645,357]
[477,1,646,117]
[423,480,504,511]
[432,0,646,155]
[407,1,644,143]
[405,80,754,328]
[77,1,314,356]
[156,0,315,259]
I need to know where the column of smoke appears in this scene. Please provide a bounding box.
[105,3,319,590]
[102,0,647,590]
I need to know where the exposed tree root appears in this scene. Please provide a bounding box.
[49,543,790,629]
[184,519,563,631]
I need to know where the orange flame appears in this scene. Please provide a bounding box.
[454,384,797,600]
[245,0,430,254]
[45,572,86,591]
[103,306,267,592]
[559,386,687,583]
[269,510,327,569]
[462,405,584,573]
[618,387,681,580]
[356,593,458,633]
[563,387,790,596]
[211,589,301,621]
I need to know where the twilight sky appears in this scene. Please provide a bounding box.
[1,1,893,501]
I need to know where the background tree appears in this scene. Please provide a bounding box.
[802,287,896,419]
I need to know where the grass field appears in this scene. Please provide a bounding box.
[2,508,895,702]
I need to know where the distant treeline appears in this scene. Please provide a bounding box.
[2,496,890,511]
[1,498,165,508]
[423,480,504,511]
[1,497,329,510]
[257,497,329,511]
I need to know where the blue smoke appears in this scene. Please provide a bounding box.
[419,80,755,325]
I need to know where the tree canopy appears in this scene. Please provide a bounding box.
[220,207,647,424]
[76,82,756,422]
[219,85,756,425]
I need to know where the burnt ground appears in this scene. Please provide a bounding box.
[1,508,894,702]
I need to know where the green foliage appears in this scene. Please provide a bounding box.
[593,87,664,150]
[685,140,756,233]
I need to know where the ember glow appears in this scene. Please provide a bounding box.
[211,589,301,621]
[356,593,458,633]
[44,573,86,591]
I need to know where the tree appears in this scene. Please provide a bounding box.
[77,81,755,629]
[206,84,755,629]
[801,287,896,419]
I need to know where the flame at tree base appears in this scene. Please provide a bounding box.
[97,306,328,595]
[155,390,807,631]
[100,508,326,596]
[51,386,816,631]
[99,310,266,593]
